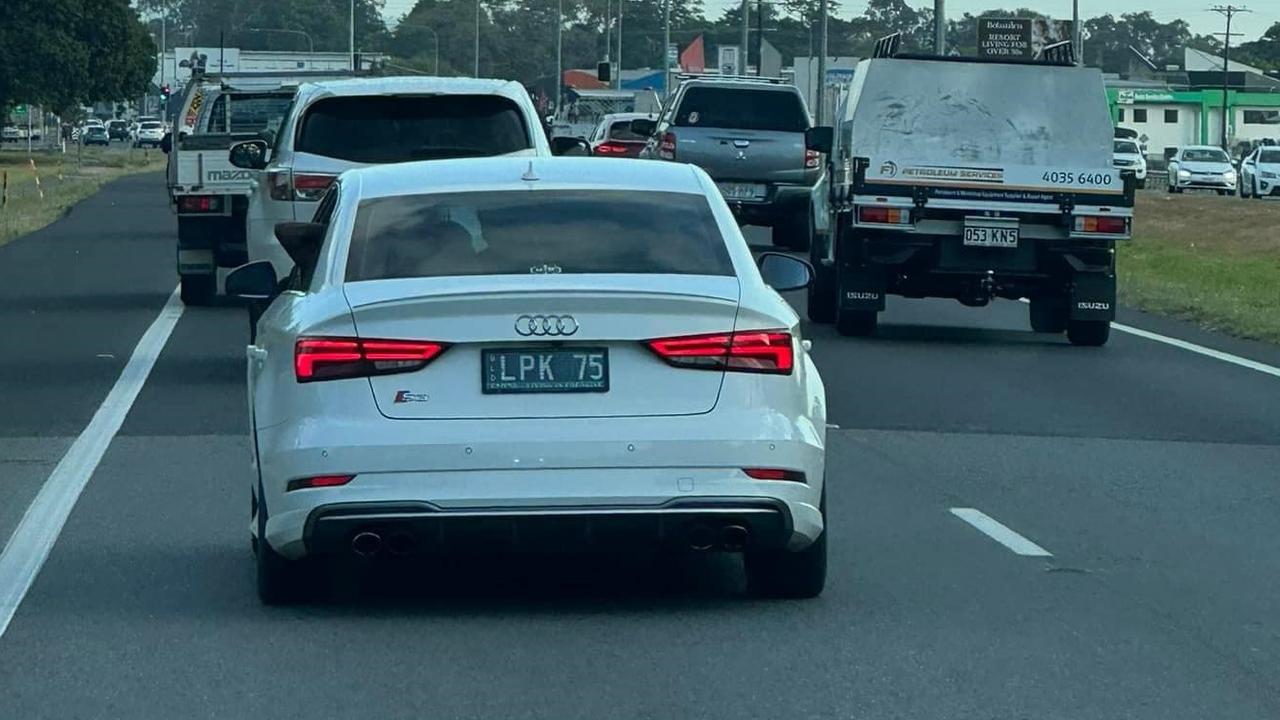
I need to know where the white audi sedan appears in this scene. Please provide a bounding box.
[228,156,828,604]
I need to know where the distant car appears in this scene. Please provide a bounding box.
[134,121,165,147]
[1113,139,1147,189]
[227,156,828,605]
[82,125,110,146]
[1,126,18,143]
[1167,146,1237,195]
[588,112,655,158]
[1239,146,1280,199]
[107,120,129,141]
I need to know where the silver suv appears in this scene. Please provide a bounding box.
[636,77,819,250]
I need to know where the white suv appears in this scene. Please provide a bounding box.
[230,77,552,280]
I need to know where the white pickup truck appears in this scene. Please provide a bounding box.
[166,71,356,304]
[806,36,1136,346]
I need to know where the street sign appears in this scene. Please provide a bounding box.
[667,43,678,68]
[12,105,28,118]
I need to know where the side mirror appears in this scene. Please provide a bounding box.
[160,133,172,154]
[757,252,813,292]
[805,126,834,155]
[229,139,269,170]
[550,136,591,156]
[630,118,657,137]
[226,261,279,300]
[256,129,276,147]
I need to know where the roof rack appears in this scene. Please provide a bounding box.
[674,72,787,84]
[872,33,903,59]
[1037,40,1076,66]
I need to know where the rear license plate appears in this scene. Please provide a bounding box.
[482,348,609,394]
[963,225,1020,248]
[718,182,766,201]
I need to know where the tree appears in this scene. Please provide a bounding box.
[137,0,388,54]
[1235,22,1280,71]
[0,0,155,114]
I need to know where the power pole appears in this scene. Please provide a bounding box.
[740,0,749,74]
[1073,0,1082,66]
[474,0,481,76]
[1210,5,1249,150]
[556,0,563,112]
[662,0,671,93]
[350,0,356,70]
[755,0,763,75]
[816,0,828,124]
[934,0,945,54]
[617,0,624,89]
[605,0,611,64]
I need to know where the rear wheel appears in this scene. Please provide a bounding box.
[772,215,810,252]
[806,217,837,324]
[1217,189,1229,196]
[836,306,878,337]
[1029,297,1068,334]
[256,538,314,606]
[745,494,827,599]
[1067,319,1111,347]
[180,273,216,305]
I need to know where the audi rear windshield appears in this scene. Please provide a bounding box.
[346,190,733,281]
[297,95,531,163]
[674,87,808,132]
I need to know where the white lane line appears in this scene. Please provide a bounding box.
[0,287,183,639]
[949,508,1052,557]
[1016,298,1280,380]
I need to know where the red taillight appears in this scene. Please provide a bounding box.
[295,337,448,382]
[645,330,794,375]
[858,206,910,225]
[292,172,336,201]
[286,474,355,492]
[743,468,807,483]
[177,195,222,213]
[1074,215,1128,234]
[594,142,629,155]
[658,132,677,160]
[805,149,820,169]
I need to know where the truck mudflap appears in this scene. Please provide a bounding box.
[1069,273,1116,321]
[178,248,215,276]
[838,266,887,312]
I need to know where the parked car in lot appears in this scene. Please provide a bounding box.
[134,121,166,147]
[228,76,553,281]
[1167,146,1237,195]
[1,126,18,143]
[82,125,110,146]
[107,120,130,141]
[587,112,654,157]
[634,75,819,251]
[1113,139,1147,189]
[1239,146,1280,199]
[226,156,828,605]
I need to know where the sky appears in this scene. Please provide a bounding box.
[380,0,1276,42]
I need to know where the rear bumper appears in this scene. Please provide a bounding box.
[304,497,794,556]
[723,183,813,225]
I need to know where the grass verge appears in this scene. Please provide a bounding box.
[0,146,166,247]
[1120,191,1280,344]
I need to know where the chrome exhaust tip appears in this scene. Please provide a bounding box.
[351,531,383,557]
[720,525,750,552]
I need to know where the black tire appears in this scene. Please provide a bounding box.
[807,262,837,324]
[1029,297,1068,334]
[836,306,878,337]
[746,494,827,599]
[1217,189,1229,196]
[1067,319,1111,347]
[256,536,313,605]
[770,215,809,251]
[1137,179,1146,190]
[180,274,216,305]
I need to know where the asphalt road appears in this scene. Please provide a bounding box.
[2,174,1280,718]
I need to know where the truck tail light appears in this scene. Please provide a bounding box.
[267,170,337,202]
[658,132,677,160]
[177,195,222,213]
[859,206,910,225]
[805,149,820,169]
[1074,216,1128,234]
[295,337,448,383]
[645,330,793,375]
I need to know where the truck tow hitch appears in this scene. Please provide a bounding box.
[960,271,997,307]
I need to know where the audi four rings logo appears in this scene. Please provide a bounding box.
[515,314,579,336]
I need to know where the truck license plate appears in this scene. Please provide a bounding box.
[718,182,766,201]
[963,226,1020,248]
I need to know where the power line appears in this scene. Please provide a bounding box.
[1208,4,1249,150]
